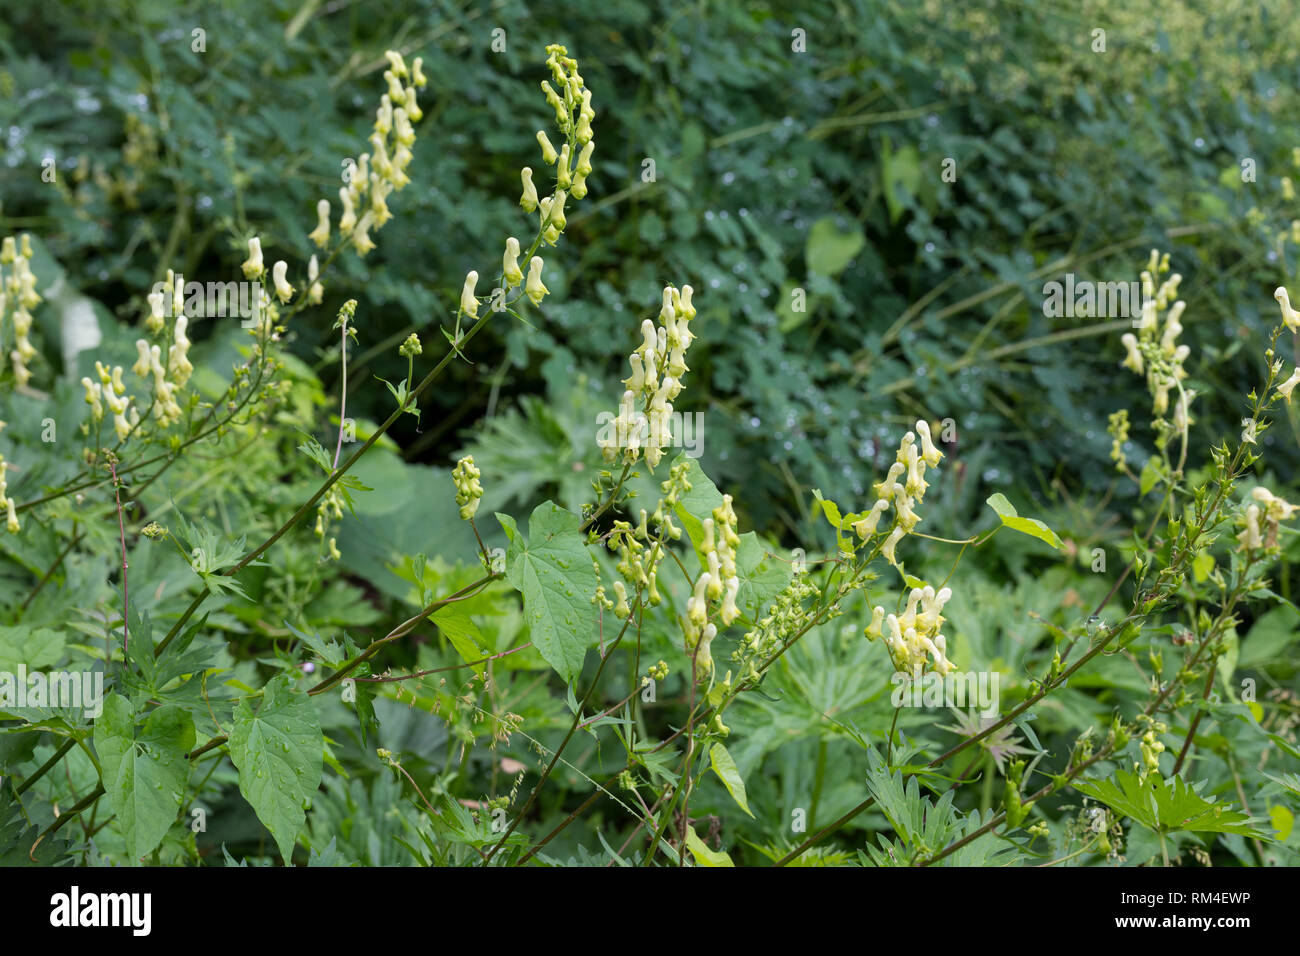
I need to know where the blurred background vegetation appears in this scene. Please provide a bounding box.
[4,0,1300,864]
[6,0,1300,553]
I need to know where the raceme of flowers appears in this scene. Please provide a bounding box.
[1118,249,1194,435]
[600,284,698,470]
[459,44,597,323]
[851,419,944,568]
[239,47,427,332]
[865,583,956,676]
[1,234,41,388]
[452,455,484,521]
[681,492,741,677]
[1236,486,1298,553]
[328,49,426,259]
[1272,286,1300,402]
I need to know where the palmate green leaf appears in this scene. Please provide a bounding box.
[985,493,1064,550]
[93,693,196,861]
[734,532,792,620]
[228,675,324,864]
[671,454,725,556]
[0,786,71,866]
[297,434,333,474]
[1072,769,1264,838]
[0,625,65,671]
[497,502,597,685]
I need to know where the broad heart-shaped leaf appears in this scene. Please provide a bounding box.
[709,742,754,818]
[1072,770,1263,838]
[805,215,865,276]
[985,493,1064,550]
[497,502,597,685]
[228,675,323,864]
[93,693,195,861]
[734,532,792,620]
[432,604,490,676]
[671,453,726,559]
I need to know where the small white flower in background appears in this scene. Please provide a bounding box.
[81,376,104,421]
[241,236,264,278]
[351,211,376,256]
[1275,287,1300,332]
[1237,503,1263,551]
[3,472,17,533]
[1120,333,1143,373]
[307,255,323,305]
[271,260,294,303]
[168,314,193,386]
[308,199,331,248]
[1277,366,1300,403]
[1250,486,1299,522]
[338,187,357,233]
[146,289,167,334]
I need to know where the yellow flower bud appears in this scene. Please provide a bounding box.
[525,256,548,306]
[403,84,422,123]
[536,131,558,165]
[307,254,323,304]
[338,186,356,233]
[556,145,571,189]
[309,199,331,248]
[575,139,594,178]
[271,260,294,303]
[384,50,408,79]
[460,270,479,317]
[241,237,264,278]
[520,167,539,212]
[351,211,376,256]
[384,69,405,106]
[503,237,524,287]
[133,340,152,377]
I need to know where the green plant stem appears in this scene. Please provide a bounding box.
[15,738,77,796]
[484,605,638,864]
